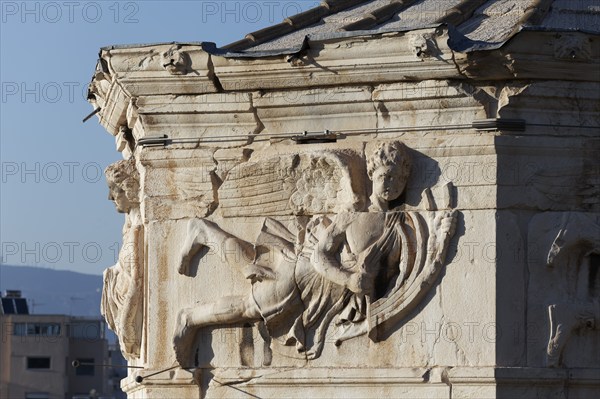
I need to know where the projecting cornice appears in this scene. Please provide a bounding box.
[208,27,600,90]
[88,43,220,151]
[87,27,600,155]
[211,27,464,91]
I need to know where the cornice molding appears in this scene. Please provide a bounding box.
[88,29,599,150]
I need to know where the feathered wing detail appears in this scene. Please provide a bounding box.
[142,154,219,220]
[173,167,217,200]
[527,162,600,211]
[218,152,364,217]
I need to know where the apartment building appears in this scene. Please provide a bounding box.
[0,291,113,399]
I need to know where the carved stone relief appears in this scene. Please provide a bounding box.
[218,151,366,217]
[543,212,600,367]
[407,32,441,59]
[161,45,191,75]
[87,70,112,109]
[554,33,593,61]
[496,151,599,212]
[101,159,144,360]
[525,162,599,212]
[172,141,457,367]
[528,212,600,368]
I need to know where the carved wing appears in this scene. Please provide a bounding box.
[527,164,599,211]
[218,152,364,217]
[143,159,218,221]
[172,167,217,200]
[368,210,456,341]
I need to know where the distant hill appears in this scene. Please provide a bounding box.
[0,265,103,316]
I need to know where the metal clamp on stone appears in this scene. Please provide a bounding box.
[137,135,170,147]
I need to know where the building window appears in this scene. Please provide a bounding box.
[69,321,102,340]
[14,323,61,336]
[27,357,51,369]
[25,393,49,399]
[74,358,95,376]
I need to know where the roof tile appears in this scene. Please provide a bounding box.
[224,0,600,54]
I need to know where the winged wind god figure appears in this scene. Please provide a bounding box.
[173,141,457,366]
[102,159,144,360]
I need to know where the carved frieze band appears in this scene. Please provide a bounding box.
[168,141,457,366]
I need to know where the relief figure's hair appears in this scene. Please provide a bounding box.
[366,141,411,180]
[105,159,140,204]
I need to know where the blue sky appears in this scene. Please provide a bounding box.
[1,0,319,275]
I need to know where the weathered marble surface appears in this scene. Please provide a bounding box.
[90,23,600,399]
[101,159,144,362]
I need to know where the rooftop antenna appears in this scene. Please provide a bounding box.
[28,298,46,314]
[69,296,84,316]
